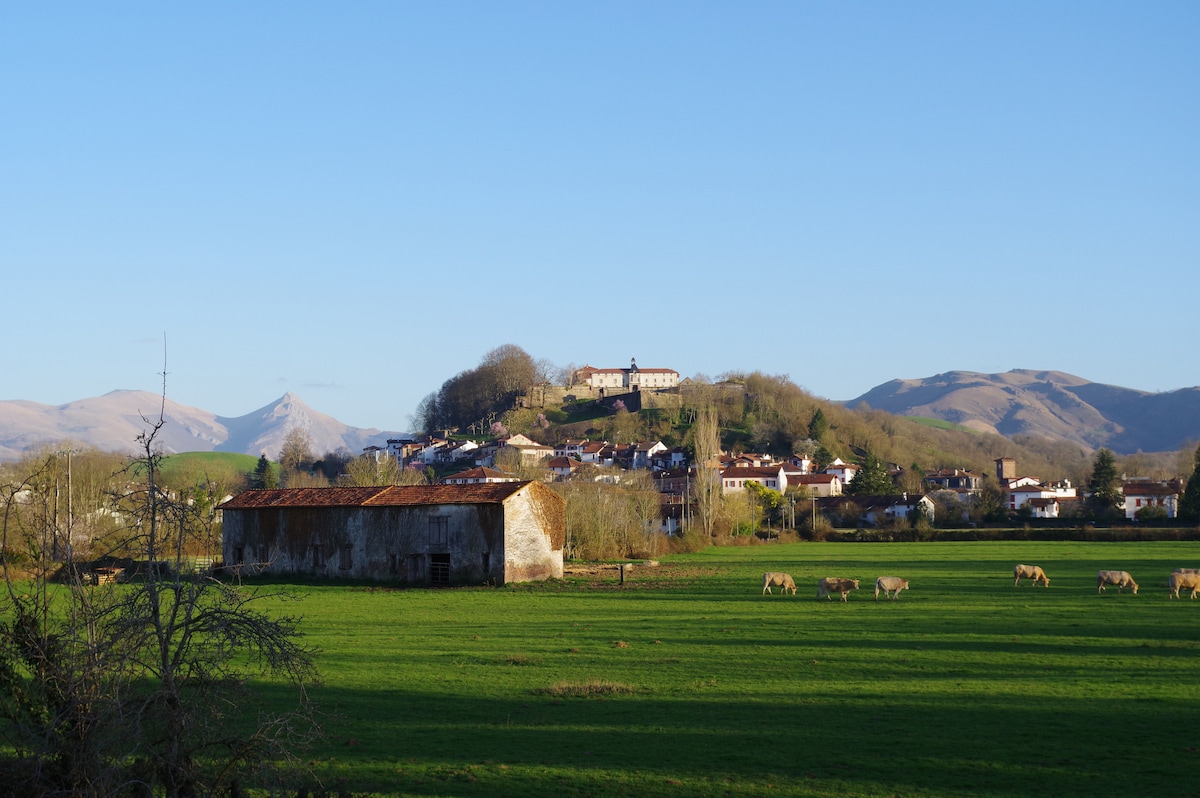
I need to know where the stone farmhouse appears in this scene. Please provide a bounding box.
[220,481,564,585]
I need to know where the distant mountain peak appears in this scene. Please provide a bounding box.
[0,391,409,460]
[849,370,1200,454]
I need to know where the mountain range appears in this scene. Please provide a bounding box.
[848,369,1200,454]
[3,369,1198,461]
[0,390,408,461]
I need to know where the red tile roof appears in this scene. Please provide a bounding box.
[220,482,533,510]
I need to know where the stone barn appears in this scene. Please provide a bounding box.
[219,481,564,585]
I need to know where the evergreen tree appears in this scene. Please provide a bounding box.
[1180,445,1200,524]
[808,408,829,441]
[846,453,896,496]
[252,454,278,489]
[1086,448,1122,520]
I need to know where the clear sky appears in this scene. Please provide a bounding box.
[4,2,1197,432]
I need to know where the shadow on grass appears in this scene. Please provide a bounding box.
[242,676,1198,797]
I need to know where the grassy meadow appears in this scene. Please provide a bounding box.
[245,540,1200,797]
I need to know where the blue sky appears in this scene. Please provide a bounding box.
[4,2,1197,432]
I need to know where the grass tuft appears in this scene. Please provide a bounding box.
[535,680,641,697]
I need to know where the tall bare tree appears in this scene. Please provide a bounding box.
[277,427,315,483]
[687,399,723,539]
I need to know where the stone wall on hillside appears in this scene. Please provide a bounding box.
[519,385,682,412]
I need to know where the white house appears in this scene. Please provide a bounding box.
[1123,479,1182,520]
[788,473,843,497]
[720,465,787,494]
[573,358,680,391]
[824,459,860,485]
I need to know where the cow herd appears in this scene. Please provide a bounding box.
[760,565,1200,601]
[761,572,907,602]
[1020,565,1200,599]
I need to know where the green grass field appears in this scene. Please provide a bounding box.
[245,541,1200,796]
[156,450,260,486]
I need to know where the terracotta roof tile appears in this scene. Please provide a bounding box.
[220,482,532,510]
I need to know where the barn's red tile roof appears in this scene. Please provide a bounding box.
[219,482,533,510]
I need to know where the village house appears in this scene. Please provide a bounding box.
[823,458,861,485]
[1008,483,1060,513]
[720,464,787,494]
[631,441,668,469]
[220,482,565,585]
[649,447,689,472]
[440,466,519,485]
[1123,478,1183,520]
[818,493,935,526]
[924,468,983,493]
[785,454,813,474]
[553,439,589,459]
[547,456,584,480]
[788,473,843,497]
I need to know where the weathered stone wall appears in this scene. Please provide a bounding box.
[502,483,564,581]
[224,503,512,584]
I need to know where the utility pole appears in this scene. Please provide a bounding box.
[54,448,77,560]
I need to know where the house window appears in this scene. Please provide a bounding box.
[428,517,449,547]
[339,545,353,570]
[430,553,451,585]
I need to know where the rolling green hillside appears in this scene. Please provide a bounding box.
[157,451,261,489]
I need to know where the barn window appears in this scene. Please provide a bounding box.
[255,544,268,565]
[481,551,490,572]
[389,553,400,574]
[339,545,353,570]
[428,516,449,547]
[430,553,451,585]
[311,545,323,568]
[232,546,244,565]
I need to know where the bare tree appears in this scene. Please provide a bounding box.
[687,399,723,539]
[0,378,319,796]
[340,453,427,486]
[278,427,315,485]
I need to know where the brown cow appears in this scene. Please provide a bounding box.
[874,576,909,601]
[762,572,797,595]
[1097,570,1138,595]
[1169,571,1200,600]
[1013,564,1049,587]
[817,577,860,602]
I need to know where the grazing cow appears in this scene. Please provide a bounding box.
[817,577,860,602]
[1169,571,1200,600]
[874,576,909,601]
[1097,570,1139,595]
[1013,564,1050,587]
[762,572,797,595]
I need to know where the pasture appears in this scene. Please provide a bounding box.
[250,541,1200,795]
